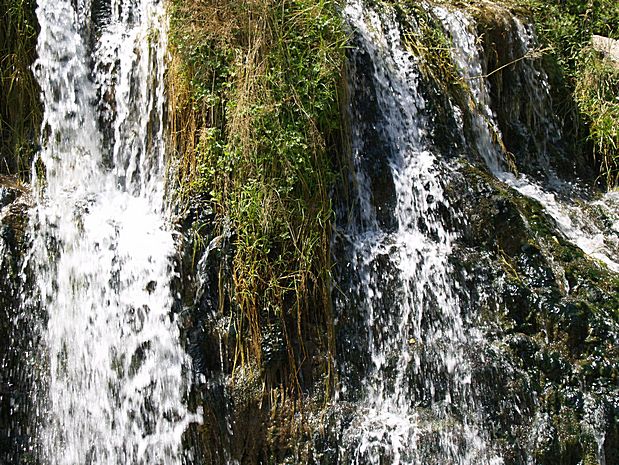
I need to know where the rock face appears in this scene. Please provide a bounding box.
[0,2,616,465]
[448,166,619,465]
[326,3,618,464]
[0,176,31,245]
[592,35,619,67]
[0,176,35,464]
[180,2,619,464]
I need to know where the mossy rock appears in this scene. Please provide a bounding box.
[0,175,34,463]
[446,163,619,465]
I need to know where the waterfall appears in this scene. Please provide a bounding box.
[1,0,615,463]
[434,4,619,273]
[334,2,502,464]
[26,0,199,463]
[334,1,618,464]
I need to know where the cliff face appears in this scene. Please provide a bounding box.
[176,2,618,464]
[0,177,37,464]
[1,7,40,461]
[449,167,619,465]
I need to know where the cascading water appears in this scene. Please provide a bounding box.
[25,0,199,463]
[1,0,615,463]
[434,4,619,273]
[431,7,618,461]
[334,2,502,464]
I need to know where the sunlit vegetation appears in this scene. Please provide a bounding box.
[167,0,346,392]
[517,0,619,186]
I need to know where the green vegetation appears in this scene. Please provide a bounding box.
[515,0,619,186]
[0,0,40,180]
[168,0,346,391]
[574,49,619,186]
[412,0,619,186]
[389,0,467,97]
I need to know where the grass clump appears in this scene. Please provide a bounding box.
[168,0,346,393]
[0,0,40,180]
[377,0,467,99]
[514,0,619,187]
[433,0,619,186]
[574,49,619,187]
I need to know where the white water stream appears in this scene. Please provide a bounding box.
[337,1,618,464]
[338,2,502,464]
[9,0,615,463]
[433,6,616,463]
[28,0,199,463]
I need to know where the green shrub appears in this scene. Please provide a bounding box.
[575,48,619,186]
[518,0,619,186]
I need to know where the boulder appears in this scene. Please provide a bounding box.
[592,35,619,67]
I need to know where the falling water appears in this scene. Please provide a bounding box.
[335,2,501,464]
[432,6,617,461]
[434,4,619,273]
[27,0,199,463]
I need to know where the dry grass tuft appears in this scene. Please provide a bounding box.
[0,0,41,180]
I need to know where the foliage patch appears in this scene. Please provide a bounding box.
[168,0,346,393]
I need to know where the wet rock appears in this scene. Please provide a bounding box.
[174,4,619,463]
[348,45,398,232]
[0,176,33,464]
[505,333,539,367]
[443,164,619,464]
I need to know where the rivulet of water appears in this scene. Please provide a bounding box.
[334,2,502,464]
[27,0,200,463]
[433,7,615,462]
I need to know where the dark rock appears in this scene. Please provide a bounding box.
[0,176,34,464]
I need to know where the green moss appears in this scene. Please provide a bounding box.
[457,160,618,464]
[531,396,604,465]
